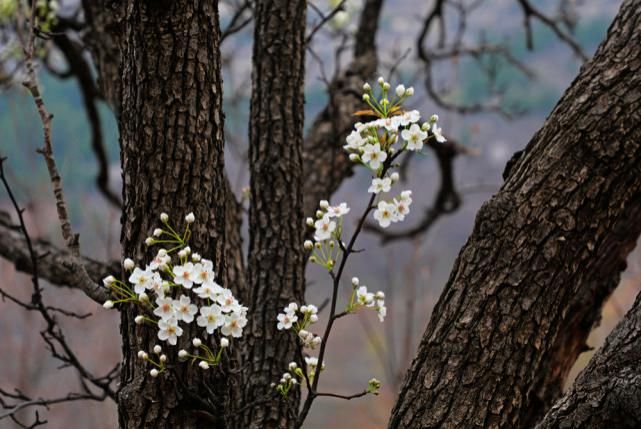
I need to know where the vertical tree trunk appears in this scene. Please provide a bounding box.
[238,0,307,427]
[117,1,229,427]
[389,0,641,427]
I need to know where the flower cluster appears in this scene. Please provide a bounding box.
[347,277,386,322]
[304,200,350,270]
[276,302,322,349]
[102,213,246,376]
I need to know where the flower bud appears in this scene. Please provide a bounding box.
[220,338,229,348]
[150,368,159,378]
[315,210,324,218]
[362,82,371,91]
[283,373,292,380]
[382,82,390,91]
[138,292,149,302]
[145,237,154,246]
[304,240,313,250]
[405,87,414,96]
[395,84,405,97]
[138,350,147,360]
[199,361,210,370]
[312,336,322,347]
[159,354,167,363]
[362,93,370,102]
[135,315,144,324]
[377,76,384,85]
[153,228,162,237]
[288,362,298,371]
[310,314,319,323]
[192,338,202,347]
[183,246,191,255]
[103,300,114,309]
[381,98,389,106]
[153,345,162,354]
[178,349,188,358]
[376,291,385,300]
[291,379,298,385]
[102,275,116,287]
[123,258,135,270]
[185,212,195,224]
[306,217,314,227]
[191,253,201,262]
[319,200,329,210]
[309,255,317,263]
[421,122,430,132]
[429,114,439,123]
[390,172,399,183]
[351,277,359,286]
[349,153,360,162]
[160,212,169,223]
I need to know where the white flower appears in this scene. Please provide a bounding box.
[178,349,188,358]
[314,215,336,241]
[394,197,411,221]
[138,350,148,359]
[123,258,135,271]
[150,368,159,378]
[286,302,298,314]
[401,124,428,151]
[149,251,170,270]
[357,286,375,307]
[217,289,240,312]
[173,262,195,289]
[102,275,116,287]
[344,130,366,151]
[361,143,388,170]
[352,277,359,286]
[221,313,247,338]
[377,304,387,322]
[157,316,183,345]
[128,267,155,294]
[310,314,319,323]
[398,110,421,126]
[197,305,225,334]
[194,283,223,300]
[368,177,391,194]
[153,344,162,354]
[185,212,195,224]
[160,212,169,223]
[326,202,350,218]
[153,228,163,237]
[199,361,209,370]
[135,315,144,324]
[378,116,401,132]
[153,297,175,320]
[319,200,330,210]
[395,84,406,97]
[373,201,398,228]
[400,190,413,204]
[103,300,114,309]
[220,338,230,348]
[406,87,414,96]
[432,123,447,143]
[192,338,202,347]
[173,295,198,323]
[289,362,298,371]
[277,312,298,331]
[192,259,216,285]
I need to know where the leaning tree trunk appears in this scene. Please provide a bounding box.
[117,1,229,427]
[389,0,641,427]
[536,292,641,428]
[238,0,307,427]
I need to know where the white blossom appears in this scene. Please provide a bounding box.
[221,312,247,338]
[401,123,428,151]
[361,143,388,170]
[432,123,447,143]
[368,177,391,194]
[398,110,420,126]
[185,212,195,224]
[153,297,175,320]
[373,201,398,228]
[157,316,183,345]
[326,202,350,218]
[123,258,135,271]
[344,130,366,151]
[173,262,195,289]
[197,305,225,334]
[314,215,336,241]
[173,295,198,323]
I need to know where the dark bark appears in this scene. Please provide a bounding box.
[238,0,307,427]
[536,292,641,429]
[117,1,229,428]
[389,0,641,427]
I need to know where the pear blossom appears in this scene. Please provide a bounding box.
[368,177,391,194]
[123,258,135,270]
[158,316,183,345]
[173,262,195,289]
[394,196,412,221]
[344,130,366,151]
[277,311,297,330]
[185,212,195,224]
[326,202,350,218]
[217,288,240,312]
[398,110,420,126]
[357,286,375,307]
[173,295,198,323]
[192,259,216,285]
[129,267,155,294]
[395,84,405,97]
[314,215,336,241]
[221,312,247,338]
[401,124,428,151]
[103,300,114,309]
[197,305,225,334]
[377,116,401,132]
[220,338,230,348]
[373,201,398,228]
[154,297,175,320]
[361,143,387,170]
[432,123,447,143]
[194,283,222,300]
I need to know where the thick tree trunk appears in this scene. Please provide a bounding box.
[238,0,307,428]
[389,1,641,427]
[117,1,229,427]
[536,292,641,429]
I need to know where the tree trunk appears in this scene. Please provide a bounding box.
[536,292,641,429]
[238,0,307,427]
[117,1,229,427]
[389,0,641,427]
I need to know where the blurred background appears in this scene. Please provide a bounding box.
[1,0,637,427]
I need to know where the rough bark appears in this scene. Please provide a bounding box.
[389,1,641,427]
[117,1,229,428]
[536,292,641,429]
[238,0,307,427]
